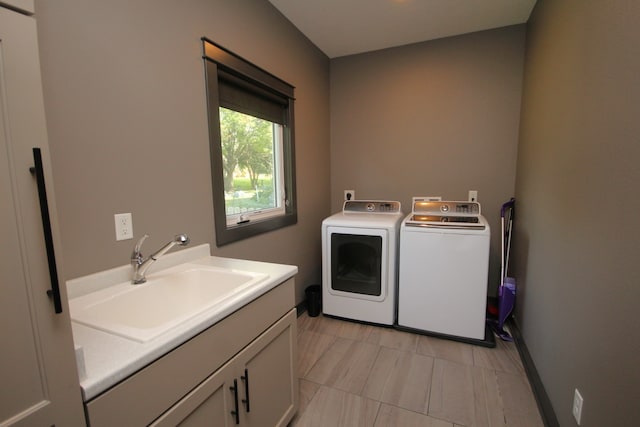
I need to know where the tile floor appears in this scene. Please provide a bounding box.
[291,312,544,427]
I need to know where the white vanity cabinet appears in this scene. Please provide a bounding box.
[84,278,298,427]
[0,5,85,427]
[152,308,297,427]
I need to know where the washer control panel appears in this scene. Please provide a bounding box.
[343,200,402,213]
[413,201,481,216]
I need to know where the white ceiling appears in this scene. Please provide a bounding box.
[268,0,537,58]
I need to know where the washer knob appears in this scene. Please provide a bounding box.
[441,204,450,212]
[366,203,375,212]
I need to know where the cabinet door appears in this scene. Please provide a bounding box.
[151,308,298,427]
[150,364,235,427]
[239,308,298,427]
[0,7,84,427]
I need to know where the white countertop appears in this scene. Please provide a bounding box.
[67,244,297,401]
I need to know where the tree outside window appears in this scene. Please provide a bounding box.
[219,107,279,216]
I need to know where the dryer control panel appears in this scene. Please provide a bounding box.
[343,200,402,213]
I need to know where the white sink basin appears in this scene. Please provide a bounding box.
[70,264,268,342]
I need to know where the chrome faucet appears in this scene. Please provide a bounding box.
[131,234,190,284]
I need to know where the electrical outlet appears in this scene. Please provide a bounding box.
[468,190,478,202]
[572,388,583,425]
[114,213,133,241]
[344,190,355,201]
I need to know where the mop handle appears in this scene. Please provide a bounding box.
[500,198,516,217]
[505,214,513,275]
[500,198,516,280]
[501,217,505,281]
[503,199,515,276]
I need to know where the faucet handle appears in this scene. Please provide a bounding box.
[132,234,149,262]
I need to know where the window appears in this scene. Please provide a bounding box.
[202,38,297,246]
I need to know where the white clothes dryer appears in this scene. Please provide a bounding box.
[397,199,492,343]
[322,200,403,325]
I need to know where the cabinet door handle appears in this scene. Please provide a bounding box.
[30,148,63,314]
[241,368,251,413]
[229,379,240,424]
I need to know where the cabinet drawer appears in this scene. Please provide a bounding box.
[85,279,294,427]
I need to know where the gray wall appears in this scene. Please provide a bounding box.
[330,25,526,292]
[515,0,640,425]
[35,0,330,303]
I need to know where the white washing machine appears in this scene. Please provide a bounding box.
[322,200,403,325]
[397,199,491,342]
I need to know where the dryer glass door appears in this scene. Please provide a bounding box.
[331,233,382,296]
